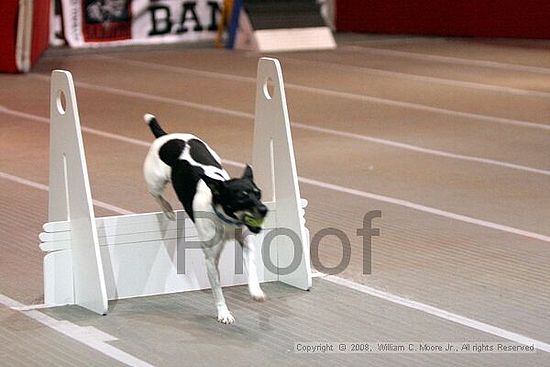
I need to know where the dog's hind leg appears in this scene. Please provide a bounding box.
[153,194,176,220]
[147,179,175,220]
[144,148,176,220]
[203,244,234,324]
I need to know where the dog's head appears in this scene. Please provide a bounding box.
[201,165,268,233]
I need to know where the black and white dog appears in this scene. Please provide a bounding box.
[143,114,268,324]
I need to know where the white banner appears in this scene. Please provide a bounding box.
[55,0,222,48]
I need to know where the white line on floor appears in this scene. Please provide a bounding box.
[11,303,52,311]
[95,56,550,131]
[288,82,550,131]
[334,36,433,47]
[279,55,550,98]
[0,294,155,367]
[291,121,550,176]
[297,176,550,243]
[2,106,549,243]
[0,171,132,215]
[15,76,550,178]
[322,275,550,352]
[342,45,550,75]
[310,271,325,278]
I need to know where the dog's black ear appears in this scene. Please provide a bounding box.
[200,174,224,195]
[242,164,254,180]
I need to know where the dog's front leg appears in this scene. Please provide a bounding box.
[239,232,266,302]
[203,246,234,324]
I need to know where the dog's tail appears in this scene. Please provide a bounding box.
[144,113,167,138]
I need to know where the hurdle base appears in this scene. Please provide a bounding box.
[41,202,309,308]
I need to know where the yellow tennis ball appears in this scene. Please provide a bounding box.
[244,214,264,228]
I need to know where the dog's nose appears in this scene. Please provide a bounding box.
[258,205,268,217]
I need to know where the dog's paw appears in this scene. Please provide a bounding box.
[217,310,235,324]
[250,288,266,302]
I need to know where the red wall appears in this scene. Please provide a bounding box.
[0,0,50,73]
[0,1,20,72]
[32,0,51,65]
[336,0,550,39]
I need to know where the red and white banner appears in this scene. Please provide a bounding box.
[52,0,222,48]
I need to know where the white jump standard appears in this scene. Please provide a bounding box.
[39,57,312,320]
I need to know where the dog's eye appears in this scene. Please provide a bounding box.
[240,191,248,197]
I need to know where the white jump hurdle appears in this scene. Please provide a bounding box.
[39,57,312,315]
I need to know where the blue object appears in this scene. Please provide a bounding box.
[225,0,243,49]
